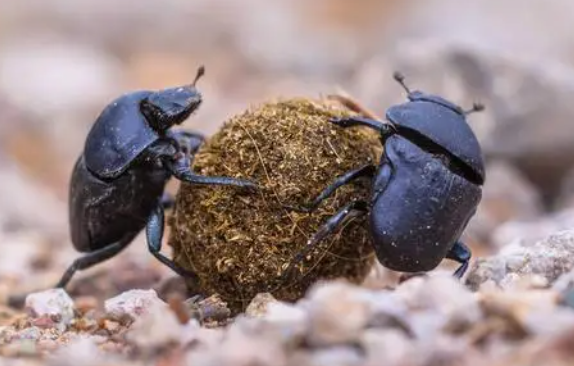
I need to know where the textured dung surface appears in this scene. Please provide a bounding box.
[168,97,382,312]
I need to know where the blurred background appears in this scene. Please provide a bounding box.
[1,0,574,297]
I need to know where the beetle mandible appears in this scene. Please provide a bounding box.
[57,66,257,289]
[282,72,485,279]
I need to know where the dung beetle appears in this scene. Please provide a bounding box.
[283,72,485,279]
[56,66,257,289]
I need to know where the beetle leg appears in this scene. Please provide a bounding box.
[54,236,134,289]
[168,129,205,142]
[166,155,258,191]
[146,204,201,280]
[168,130,204,157]
[284,164,376,213]
[446,241,472,279]
[161,192,175,210]
[280,200,369,283]
[330,116,395,137]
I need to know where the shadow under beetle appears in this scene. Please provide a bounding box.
[59,66,257,289]
[283,72,485,280]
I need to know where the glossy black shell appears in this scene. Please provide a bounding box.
[386,91,485,184]
[84,91,158,179]
[370,135,482,271]
[69,150,170,252]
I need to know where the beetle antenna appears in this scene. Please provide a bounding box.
[393,71,411,95]
[464,102,485,115]
[192,65,205,87]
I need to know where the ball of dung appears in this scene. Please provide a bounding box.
[168,97,381,313]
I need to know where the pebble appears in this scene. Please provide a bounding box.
[245,293,278,318]
[189,326,287,366]
[305,346,364,366]
[47,336,109,366]
[25,289,75,329]
[126,302,183,351]
[395,273,482,334]
[104,289,166,321]
[360,329,412,366]
[304,281,371,347]
[468,230,574,289]
[264,301,309,344]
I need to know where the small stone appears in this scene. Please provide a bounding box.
[104,289,165,321]
[189,326,287,366]
[102,320,120,333]
[14,326,42,341]
[468,230,574,289]
[181,319,224,348]
[25,288,75,328]
[479,289,562,336]
[31,315,58,329]
[307,346,364,366]
[189,294,232,324]
[245,293,278,318]
[304,281,371,347]
[499,273,550,291]
[522,308,574,337]
[360,329,413,366]
[47,336,110,366]
[126,302,183,350]
[71,317,98,333]
[1,339,38,358]
[553,269,574,294]
[74,296,99,315]
[394,274,482,335]
[265,301,309,343]
[37,338,59,353]
[236,302,309,347]
[364,290,410,333]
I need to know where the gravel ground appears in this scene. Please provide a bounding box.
[2,1,574,365]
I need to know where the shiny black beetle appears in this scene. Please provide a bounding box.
[283,73,485,279]
[56,66,256,289]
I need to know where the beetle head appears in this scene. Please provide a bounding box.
[393,72,486,117]
[388,72,486,185]
[141,66,205,132]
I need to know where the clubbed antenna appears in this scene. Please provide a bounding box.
[192,65,206,87]
[393,71,411,95]
[464,102,485,115]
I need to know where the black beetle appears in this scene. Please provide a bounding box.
[283,72,484,279]
[55,66,257,289]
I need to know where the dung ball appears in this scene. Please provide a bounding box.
[168,97,382,313]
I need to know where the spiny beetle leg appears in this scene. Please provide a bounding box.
[447,240,472,279]
[283,163,376,213]
[280,200,369,283]
[146,204,200,280]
